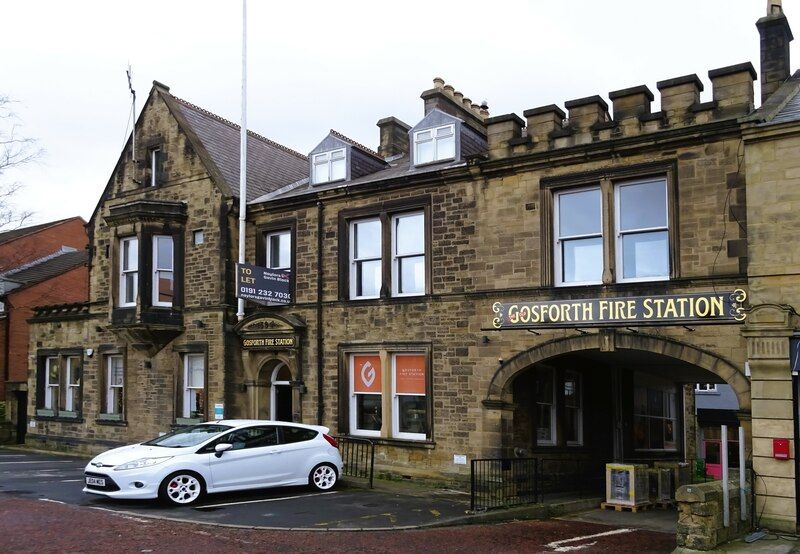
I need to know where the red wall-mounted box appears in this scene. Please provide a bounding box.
[774,438,790,460]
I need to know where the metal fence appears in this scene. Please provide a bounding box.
[335,436,375,488]
[470,457,542,511]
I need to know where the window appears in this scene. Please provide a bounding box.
[615,179,669,281]
[152,235,174,307]
[150,148,162,186]
[223,426,278,450]
[633,375,678,451]
[281,427,318,444]
[64,356,81,413]
[193,230,204,245]
[535,368,556,445]
[564,371,583,446]
[350,354,382,437]
[119,237,138,307]
[553,176,670,286]
[349,218,382,299]
[414,125,455,165]
[312,148,346,184]
[266,230,291,270]
[105,355,125,417]
[391,212,425,296]
[183,353,205,420]
[695,383,718,393]
[392,353,428,440]
[44,357,59,411]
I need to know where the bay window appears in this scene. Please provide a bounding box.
[152,235,174,307]
[350,218,382,299]
[312,148,346,184]
[391,212,425,296]
[414,124,455,165]
[105,355,125,418]
[119,237,138,307]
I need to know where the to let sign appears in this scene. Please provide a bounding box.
[492,289,747,330]
[236,262,291,305]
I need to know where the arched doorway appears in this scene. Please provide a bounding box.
[270,363,293,422]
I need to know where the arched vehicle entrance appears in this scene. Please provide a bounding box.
[484,332,749,495]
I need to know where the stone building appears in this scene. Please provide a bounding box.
[27,1,800,534]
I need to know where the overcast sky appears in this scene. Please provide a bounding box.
[2,0,796,226]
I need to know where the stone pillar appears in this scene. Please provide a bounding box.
[741,304,797,532]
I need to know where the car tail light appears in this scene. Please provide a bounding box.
[323,434,338,448]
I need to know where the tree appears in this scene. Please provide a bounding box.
[0,94,42,230]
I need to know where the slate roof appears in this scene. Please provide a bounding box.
[251,154,468,204]
[169,96,309,202]
[0,250,87,295]
[749,70,800,126]
[328,129,385,162]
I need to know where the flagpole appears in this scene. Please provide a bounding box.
[237,0,247,321]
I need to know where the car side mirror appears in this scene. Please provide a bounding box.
[214,443,233,458]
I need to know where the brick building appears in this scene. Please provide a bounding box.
[0,217,88,443]
[27,2,800,533]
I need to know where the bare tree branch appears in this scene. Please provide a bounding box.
[0,94,43,230]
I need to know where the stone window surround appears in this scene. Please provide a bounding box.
[97,345,128,425]
[539,160,679,288]
[255,218,297,303]
[337,342,435,446]
[337,195,432,302]
[173,342,209,425]
[34,348,85,422]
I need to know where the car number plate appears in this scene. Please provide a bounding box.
[86,476,105,487]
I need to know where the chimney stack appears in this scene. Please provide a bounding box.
[757,0,794,104]
[376,117,411,159]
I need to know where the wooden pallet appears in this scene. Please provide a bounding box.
[653,500,676,510]
[600,501,652,513]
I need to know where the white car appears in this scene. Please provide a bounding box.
[83,420,344,506]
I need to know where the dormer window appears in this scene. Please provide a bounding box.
[312,148,346,184]
[414,124,455,165]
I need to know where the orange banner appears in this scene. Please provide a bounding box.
[395,355,426,395]
[353,355,382,393]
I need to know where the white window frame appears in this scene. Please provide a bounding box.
[106,355,124,415]
[535,368,557,446]
[44,356,59,410]
[65,356,81,412]
[614,177,670,283]
[183,353,205,420]
[413,124,455,165]
[150,148,161,187]
[564,370,583,447]
[391,211,425,297]
[391,353,428,441]
[152,235,174,307]
[349,354,382,438]
[266,229,292,271]
[633,383,678,452]
[695,383,718,393]
[269,363,292,421]
[192,230,204,245]
[349,217,382,300]
[553,186,603,287]
[312,148,346,185]
[119,237,138,307]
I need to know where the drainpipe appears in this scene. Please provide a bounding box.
[316,200,324,425]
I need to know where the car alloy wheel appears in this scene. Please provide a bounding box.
[162,473,203,505]
[310,463,337,491]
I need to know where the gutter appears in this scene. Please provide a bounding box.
[316,201,324,425]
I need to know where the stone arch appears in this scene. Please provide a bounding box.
[484,331,750,410]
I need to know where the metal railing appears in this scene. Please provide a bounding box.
[470,457,542,511]
[335,435,375,488]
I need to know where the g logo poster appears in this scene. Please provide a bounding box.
[353,355,382,393]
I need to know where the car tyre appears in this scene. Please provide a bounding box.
[159,471,205,506]
[309,462,338,491]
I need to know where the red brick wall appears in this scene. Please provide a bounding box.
[1,265,88,400]
[0,218,87,272]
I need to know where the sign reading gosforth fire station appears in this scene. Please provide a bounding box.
[492,290,747,329]
[236,262,291,305]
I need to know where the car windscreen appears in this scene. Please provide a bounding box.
[142,424,233,448]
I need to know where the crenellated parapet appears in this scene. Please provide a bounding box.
[486,62,757,159]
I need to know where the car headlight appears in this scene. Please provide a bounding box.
[113,457,173,471]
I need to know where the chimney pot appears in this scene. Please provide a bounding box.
[454,91,464,102]
[444,84,455,94]
[433,77,445,89]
